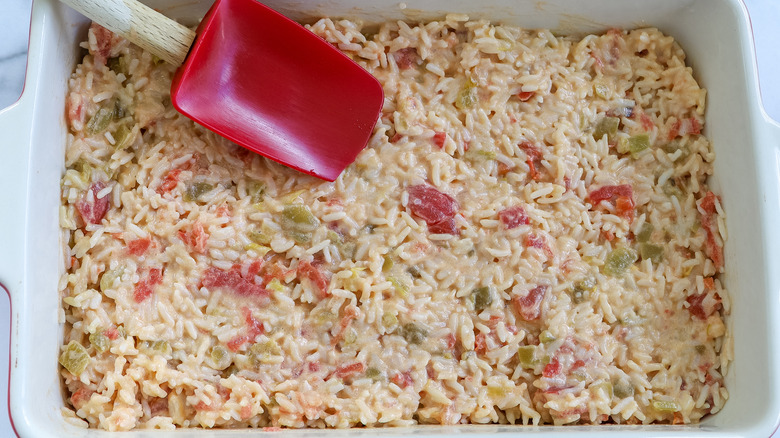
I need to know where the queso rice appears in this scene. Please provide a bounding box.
[58,16,730,430]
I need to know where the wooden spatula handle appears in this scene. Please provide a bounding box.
[60,0,196,66]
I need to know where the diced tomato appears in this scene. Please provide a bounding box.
[216,204,231,218]
[498,205,529,229]
[697,191,724,270]
[202,266,271,302]
[571,359,586,370]
[90,23,113,65]
[391,372,414,389]
[227,334,251,352]
[407,184,459,225]
[308,361,321,373]
[331,306,359,345]
[70,387,93,410]
[640,112,654,131]
[519,141,543,181]
[543,358,562,378]
[103,327,119,340]
[686,292,722,320]
[262,261,295,285]
[76,181,110,225]
[246,260,263,279]
[524,233,553,258]
[433,131,447,148]
[127,238,151,256]
[390,133,403,143]
[334,362,365,378]
[148,397,169,417]
[298,260,330,299]
[474,332,487,354]
[444,333,457,350]
[195,400,218,411]
[589,184,635,221]
[668,117,703,140]
[512,285,548,321]
[517,91,535,101]
[157,169,182,194]
[242,307,265,338]
[179,221,209,254]
[497,161,513,176]
[427,217,459,235]
[133,267,163,303]
[67,93,84,128]
[393,47,419,69]
[407,184,460,235]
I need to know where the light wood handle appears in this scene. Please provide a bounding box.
[60,0,196,67]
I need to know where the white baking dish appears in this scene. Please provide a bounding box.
[1,0,779,436]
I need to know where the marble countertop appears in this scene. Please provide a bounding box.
[0,0,777,436]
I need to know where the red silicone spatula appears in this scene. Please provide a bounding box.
[61,0,384,181]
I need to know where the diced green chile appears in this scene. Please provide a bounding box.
[107,56,125,75]
[183,182,215,202]
[247,180,266,203]
[365,367,382,379]
[570,277,596,303]
[639,243,664,263]
[603,247,638,277]
[100,268,121,292]
[400,323,427,345]
[59,341,90,375]
[628,134,650,157]
[636,223,654,243]
[382,254,394,272]
[456,81,478,109]
[651,399,681,412]
[517,345,537,368]
[539,330,556,344]
[112,124,133,150]
[613,378,634,398]
[593,116,620,142]
[472,286,492,311]
[280,205,320,244]
[86,107,114,135]
[248,228,273,245]
[89,332,110,354]
[207,345,232,370]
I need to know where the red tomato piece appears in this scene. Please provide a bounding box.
[498,205,529,229]
[179,221,209,254]
[427,216,459,235]
[157,169,182,194]
[639,112,654,131]
[686,292,722,320]
[226,334,251,352]
[517,91,535,101]
[697,191,724,270]
[391,372,414,389]
[524,233,553,259]
[308,361,320,373]
[407,184,458,225]
[474,332,487,354]
[133,267,162,303]
[513,285,548,321]
[242,306,265,338]
[589,184,632,204]
[127,238,151,256]
[76,181,110,225]
[298,260,330,299]
[70,387,94,410]
[103,327,119,340]
[519,141,543,181]
[90,23,113,65]
[433,131,447,148]
[202,266,271,302]
[393,47,419,69]
[543,358,562,378]
[67,94,84,128]
[335,362,365,378]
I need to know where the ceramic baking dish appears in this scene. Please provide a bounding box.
[1,0,779,436]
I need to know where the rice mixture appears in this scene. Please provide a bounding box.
[58,17,731,431]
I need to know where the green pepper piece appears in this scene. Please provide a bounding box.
[613,378,634,398]
[382,254,394,272]
[183,182,214,202]
[591,382,613,398]
[99,267,121,292]
[570,277,596,304]
[247,180,266,203]
[593,116,620,142]
[59,341,90,375]
[603,247,638,277]
[388,276,409,297]
[593,83,609,99]
[517,345,536,368]
[107,56,125,75]
[280,205,319,244]
[456,80,477,109]
[365,367,382,380]
[250,339,281,365]
[628,134,650,157]
[636,222,654,243]
[113,99,126,120]
[112,124,133,150]
[248,226,273,245]
[89,332,110,354]
[639,243,664,263]
[539,330,556,344]
[400,323,427,345]
[472,286,492,311]
[663,182,683,199]
[407,265,422,278]
[86,106,114,135]
[139,340,171,356]
[381,312,398,328]
[694,344,707,354]
[207,345,232,370]
[651,399,681,412]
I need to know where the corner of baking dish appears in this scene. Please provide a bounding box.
[3,0,780,436]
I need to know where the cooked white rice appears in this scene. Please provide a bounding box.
[58,18,730,431]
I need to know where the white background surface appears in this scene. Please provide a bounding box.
[0,0,778,436]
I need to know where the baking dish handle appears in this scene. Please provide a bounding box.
[0,100,31,302]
